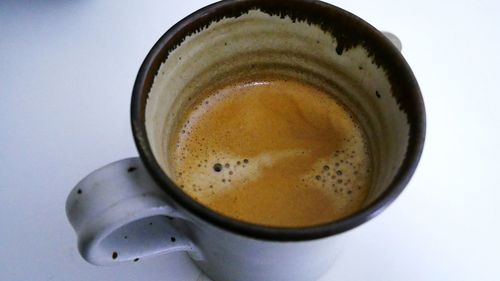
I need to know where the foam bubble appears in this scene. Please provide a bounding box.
[213,163,222,172]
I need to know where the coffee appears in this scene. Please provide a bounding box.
[169,79,372,227]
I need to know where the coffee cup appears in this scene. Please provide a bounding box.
[66,1,425,280]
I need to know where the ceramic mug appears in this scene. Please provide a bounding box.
[66,1,425,280]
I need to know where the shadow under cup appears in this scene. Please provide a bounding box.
[133,3,425,240]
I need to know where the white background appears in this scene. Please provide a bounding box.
[1,0,499,280]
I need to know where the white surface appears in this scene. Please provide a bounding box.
[1,0,499,280]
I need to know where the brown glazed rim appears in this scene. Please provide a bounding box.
[131,0,426,241]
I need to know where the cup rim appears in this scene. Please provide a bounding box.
[131,0,426,241]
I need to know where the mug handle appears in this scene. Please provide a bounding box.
[382,31,403,51]
[66,157,201,265]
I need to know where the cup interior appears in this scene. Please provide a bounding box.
[132,0,425,239]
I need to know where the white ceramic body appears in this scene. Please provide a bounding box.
[192,221,343,281]
[66,1,424,281]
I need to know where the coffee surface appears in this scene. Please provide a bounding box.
[169,79,372,227]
